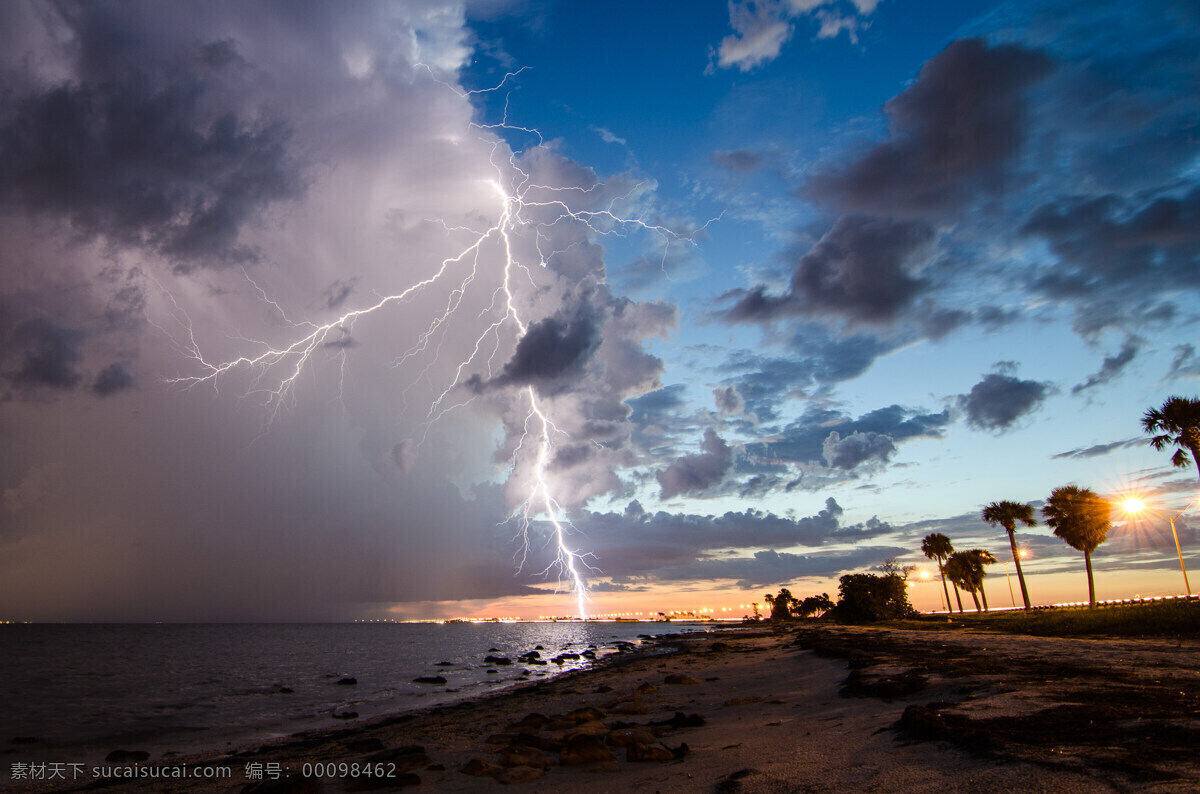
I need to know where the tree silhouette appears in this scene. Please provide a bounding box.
[830,572,915,623]
[1143,396,1200,483]
[921,532,959,613]
[982,501,1037,610]
[797,593,834,618]
[945,549,996,611]
[763,588,797,620]
[1043,485,1111,608]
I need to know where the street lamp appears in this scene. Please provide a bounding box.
[1123,497,1193,597]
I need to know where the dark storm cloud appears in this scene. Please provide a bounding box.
[821,430,895,470]
[710,149,762,173]
[975,304,1024,331]
[746,403,951,468]
[713,385,744,416]
[657,428,733,499]
[587,580,649,593]
[92,362,135,396]
[804,38,1055,216]
[550,443,595,470]
[0,317,85,394]
[1024,189,1200,326]
[563,496,899,582]
[1071,337,1141,395]
[802,332,894,383]
[1051,437,1142,460]
[958,373,1052,431]
[724,215,934,325]
[322,332,357,350]
[656,545,907,589]
[0,27,302,269]
[472,298,602,395]
[1067,300,1177,341]
[917,302,971,341]
[321,278,359,311]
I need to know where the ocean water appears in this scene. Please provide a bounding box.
[0,622,708,764]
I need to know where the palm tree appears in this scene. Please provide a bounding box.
[921,532,958,613]
[966,549,997,611]
[944,552,977,611]
[945,549,997,612]
[982,501,1037,610]
[1143,396,1200,483]
[1043,485,1111,608]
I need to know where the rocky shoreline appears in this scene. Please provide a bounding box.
[7,623,1199,792]
[792,623,1200,788]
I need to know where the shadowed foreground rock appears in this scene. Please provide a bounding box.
[793,623,1200,785]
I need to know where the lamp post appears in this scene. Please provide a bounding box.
[1123,497,1193,597]
[998,559,1016,608]
[995,548,1028,609]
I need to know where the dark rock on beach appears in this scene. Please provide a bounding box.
[498,744,554,768]
[559,734,616,765]
[652,712,707,731]
[508,712,551,730]
[840,667,928,700]
[606,727,657,748]
[564,706,605,723]
[627,742,674,762]
[460,757,504,777]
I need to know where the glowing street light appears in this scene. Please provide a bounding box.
[1123,497,1192,597]
[917,568,946,612]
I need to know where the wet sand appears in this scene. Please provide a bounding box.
[8,623,1199,792]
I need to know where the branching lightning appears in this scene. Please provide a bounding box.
[158,69,713,618]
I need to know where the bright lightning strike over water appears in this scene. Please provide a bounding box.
[159,71,710,619]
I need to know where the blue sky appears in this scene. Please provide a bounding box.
[1,0,1197,620]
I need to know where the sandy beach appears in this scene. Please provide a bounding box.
[8,623,1200,793]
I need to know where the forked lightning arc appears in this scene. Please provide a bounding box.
[158,69,711,619]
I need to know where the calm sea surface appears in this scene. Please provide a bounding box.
[0,622,709,764]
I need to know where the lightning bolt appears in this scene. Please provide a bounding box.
[157,69,714,619]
